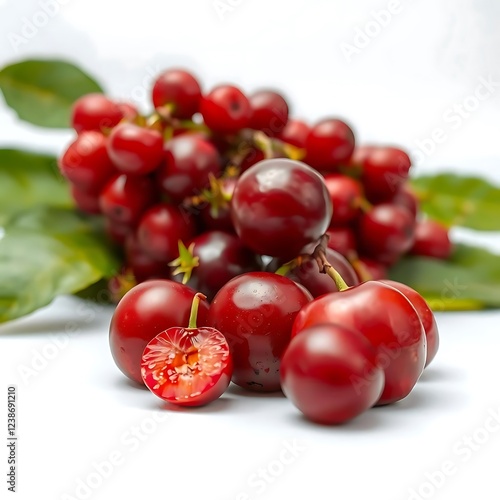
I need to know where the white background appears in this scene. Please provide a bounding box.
[1,0,500,499]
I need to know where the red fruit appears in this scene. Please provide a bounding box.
[292,281,426,405]
[170,231,260,301]
[381,280,439,367]
[117,102,139,122]
[137,203,196,262]
[278,119,310,149]
[391,184,419,217]
[231,159,332,259]
[323,174,363,226]
[71,93,123,133]
[281,324,385,424]
[200,85,251,135]
[356,257,387,281]
[248,90,289,136]
[350,146,375,167]
[157,136,221,204]
[200,177,237,233]
[70,184,101,214]
[99,174,156,226]
[107,123,164,175]
[125,232,170,282]
[325,227,357,257]
[283,247,359,298]
[109,280,210,385]
[410,220,453,260]
[357,204,415,264]
[141,293,232,406]
[207,272,312,392]
[361,147,412,202]
[59,131,115,193]
[239,147,265,173]
[152,69,202,118]
[305,118,355,171]
[105,219,132,246]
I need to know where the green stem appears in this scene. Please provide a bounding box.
[188,293,207,329]
[325,266,349,291]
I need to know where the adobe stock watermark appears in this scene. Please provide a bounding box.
[118,64,161,107]
[411,75,499,165]
[60,411,170,500]
[213,0,244,21]
[407,406,500,500]
[17,290,112,385]
[230,439,307,500]
[7,0,71,52]
[340,0,407,63]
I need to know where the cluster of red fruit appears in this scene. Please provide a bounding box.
[58,68,449,424]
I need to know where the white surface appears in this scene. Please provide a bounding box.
[1,298,500,500]
[1,0,500,499]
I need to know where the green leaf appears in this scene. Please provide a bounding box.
[0,207,119,323]
[388,244,500,310]
[0,149,72,226]
[0,59,103,128]
[411,173,500,231]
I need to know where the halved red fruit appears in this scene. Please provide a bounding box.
[141,294,232,406]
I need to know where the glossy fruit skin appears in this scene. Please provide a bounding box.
[207,272,312,392]
[278,119,310,149]
[172,231,260,301]
[284,247,359,298]
[107,123,163,175]
[109,280,210,385]
[281,324,385,424]
[157,136,221,204]
[325,227,357,257]
[361,147,412,202]
[231,159,332,259]
[305,119,355,171]
[292,281,426,405]
[152,69,202,118]
[323,174,363,226]
[357,204,415,264]
[137,203,197,262]
[410,220,452,260]
[71,93,123,133]
[125,232,171,282]
[59,131,115,193]
[99,174,156,226]
[70,184,101,214]
[141,326,232,406]
[381,280,439,367]
[248,90,289,136]
[200,85,251,135]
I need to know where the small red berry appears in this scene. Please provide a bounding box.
[152,69,202,118]
[59,131,115,193]
[410,220,453,260]
[200,85,251,135]
[305,118,355,171]
[107,123,164,175]
[71,93,123,133]
[278,119,310,149]
[137,203,197,262]
[248,90,289,136]
[99,174,156,226]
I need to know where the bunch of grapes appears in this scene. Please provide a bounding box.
[58,68,452,301]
